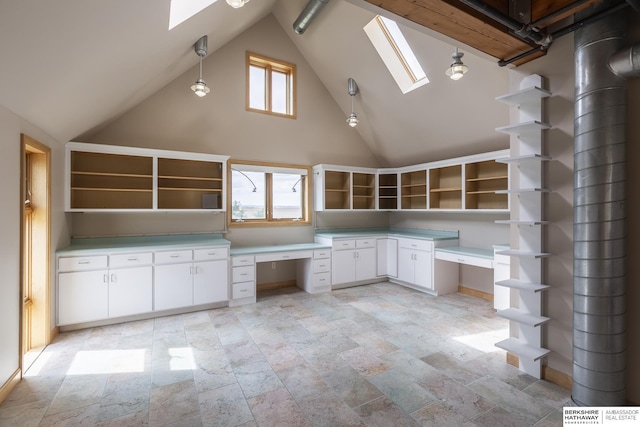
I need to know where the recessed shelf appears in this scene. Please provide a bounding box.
[430,187,462,193]
[72,171,152,179]
[496,188,550,194]
[495,220,550,225]
[71,187,152,193]
[158,175,222,181]
[467,190,500,195]
[497,308,550,327]
[497,250,550,258]
[496,121,551,135]
[496,154,551,164]
[466,175,508,182]
[158,187,222,192]
[495,279,550,293]
[495,337,551,361]
[495,86,551,105]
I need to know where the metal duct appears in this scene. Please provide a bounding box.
[610,43,640,77]
[573,5,627,406]
[293,0,329,35]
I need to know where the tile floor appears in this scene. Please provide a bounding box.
[0,282,571,426]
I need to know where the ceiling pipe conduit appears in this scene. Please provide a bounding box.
[572,3,627,406]
[293,0,329,35]
[610,42,640,77]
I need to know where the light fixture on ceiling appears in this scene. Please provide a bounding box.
[226,0,250,8]
[190,35,210,97]
[346,78,359,128]
[445,48,469,81]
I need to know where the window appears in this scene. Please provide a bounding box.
[169,0,218,30]
[229,160,310,226]
[364,15,429,94]
[246,52,296,118]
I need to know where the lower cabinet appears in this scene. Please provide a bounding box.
[154,263,193,311]
[108,266,153,318]
[332,239,377,286]
[58,270,109,325]
[397,239,434,291]
[377,238,398,278]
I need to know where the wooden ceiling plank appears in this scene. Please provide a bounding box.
[531,0,604,26]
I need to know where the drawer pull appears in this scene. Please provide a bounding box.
[78,260,91,265]
[127,257,139,261]
[208,252,217,256]
[458,258,465,262]
[240,273,247,277]
[170,254,181,258]
[282,255,290,259]
[240,289,247,293]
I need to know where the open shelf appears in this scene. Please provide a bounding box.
[497,308,550,327]
[495,220,550,225]
[495,337,550,362]
[324,171,351,209]
[352,173,375,209]
[157,157,224,210]
[495,279,550,293]
[497,154,551,164]
[378,172,398,210]
[429,165,461,209]
[401,170,427,209]
[495,86,551,106]
[496,188,550,194]
[497,249,550,258]
[465,160,508,210]
[496,121,551,135]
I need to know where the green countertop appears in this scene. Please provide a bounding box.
[314,227,459,241]
[435,246,494,259]
[230,242,331,256]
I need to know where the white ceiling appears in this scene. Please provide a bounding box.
[0,0,510,167]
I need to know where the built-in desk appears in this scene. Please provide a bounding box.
[229,243,332,306]
[434,246,494,269]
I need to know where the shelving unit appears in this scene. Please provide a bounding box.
[493,74,551,379]
[70,151,153,210]
[352,173,375,210]
[401,170,427,209]
[378,173,398,210]
[157,158,224,210]
[465,160,508,210]
[429,165,461,209]
[65,142,229,212]
[324,171,351,210]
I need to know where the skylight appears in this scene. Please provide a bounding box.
[364,15,429,94]
[169,0,219,30]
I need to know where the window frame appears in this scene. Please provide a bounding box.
[246,52,297,119]
[227,160,311,227]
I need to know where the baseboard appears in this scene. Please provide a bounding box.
[506,353,572,391]
[458,285,493,302]
[257,280,297,292]
[0,368,21,405]
[50,326,59,343]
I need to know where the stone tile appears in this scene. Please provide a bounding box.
[296,316,333,335]
[380,350,440,383]
[353,396,421,427]
[411,401,471,427]
[233,360,284,399]
[534,408,565,426]
[351,331,399,356]
[0,399,49,427]
[96,372,151,423]
[277,363,332,402]
[223,339,266,368]
[318,329,359,353]
[45,374,109,416]
[421,352,485,385]
[321,365,383,408]
[149,379,200,426]
[95,407,150,427]
[0,375,64,409]
[199,383,254,427]
[416,372,494,420]
[246,388,310,427]
[468,376,555,424]
[368,369,437,413]
[469,405,537,427]
[121,318,155,337]
[339,346,392,377]
[298,342,347,373]
[466,351,538,391]
[295,393,365,427]
[523,380,572,410]
[39,403,101,426]
[262,343,306,372]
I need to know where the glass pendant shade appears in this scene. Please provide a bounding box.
[346,113,358,127]
[445,48,469,80]
[191,78,210,97]
[226,0,249,8]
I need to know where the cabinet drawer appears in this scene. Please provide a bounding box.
[333,240,355,251]
[494,253,510,265]
[313,249,331,259]
[435,251,493,269]
[155,250,193,264]
[313,272,331,287]
[399,239,432,252]
[356,238,376,249]
[109,252,153,268]
[313,259,331,273]
[232,255,254,267]
[58,255,108,272]
[255,251,312,263]
[232,281,255,299]
[232,266,255,283]
[194,247,229,261]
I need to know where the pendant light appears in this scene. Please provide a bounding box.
[226,0,250,8]
[445,48,469,81]
[346,78,359,127]
[190,36,210,97]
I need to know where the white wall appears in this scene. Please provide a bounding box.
[0,104,69,396]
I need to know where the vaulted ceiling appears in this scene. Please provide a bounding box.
[0,0,621,166]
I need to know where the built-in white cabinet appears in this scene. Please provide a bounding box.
[230,255,256,305]
[331,238,377,286]
[397,239,433,291]
[108,266,153,318]
[58,269,109,326]
[65,142,229,212]
[313,165,377,211]
[493,247,511,310]
[376,238,398,278]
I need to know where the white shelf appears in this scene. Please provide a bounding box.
[495,337,551,361]
[497,250,550,258]
[496,188,550,194]
[496,154,551,164]
[496,121,551,135]
[495,279,550,293]
[495,87,552,106]
[495,220,550,225]
[497,308,550,327]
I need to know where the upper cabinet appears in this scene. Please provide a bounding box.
[314,149,509,212]
[66,142,229,212]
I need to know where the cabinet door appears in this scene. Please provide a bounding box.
[58,270,109,325]
[193,260,228,305]
[356,247,377,281]
[397,248,415,284]
[109,266,152,318]
[332,250,356,285]
[377,238,398,278]
[154,263,193,311]
[413,250,433,290]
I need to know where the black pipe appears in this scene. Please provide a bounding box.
[530,0,593,29]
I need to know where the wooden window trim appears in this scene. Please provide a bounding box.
[227,159,311,228]
[246,52,297,119]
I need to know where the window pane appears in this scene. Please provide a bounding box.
[232,170,266,220]
[272,173,303,219]
[271,71,287,114]
[249,65,266,110]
